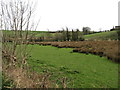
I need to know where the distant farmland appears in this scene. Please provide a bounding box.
[84,31,118,40]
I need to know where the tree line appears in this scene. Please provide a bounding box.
[32,27,92,42]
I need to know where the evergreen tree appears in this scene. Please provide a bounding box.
[62,29,66,41]
[66,27,70,41]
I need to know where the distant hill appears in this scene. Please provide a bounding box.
[2,30,119,41]
[84,31,118,40]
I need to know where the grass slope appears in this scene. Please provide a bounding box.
[27,45,118,88]
[84,31,118,40]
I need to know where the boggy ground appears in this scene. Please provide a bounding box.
[28,40,120,63]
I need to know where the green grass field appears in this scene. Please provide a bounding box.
[27,45,118,88]
[84,31,118,40]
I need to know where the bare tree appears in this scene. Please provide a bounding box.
[1,0,39,68]
[0,29,2,89]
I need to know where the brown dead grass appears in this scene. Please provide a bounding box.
[28,40,120,63]
[3,65,53,88]
[2,50,68,88]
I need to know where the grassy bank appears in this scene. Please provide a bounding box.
[27,45,118,88]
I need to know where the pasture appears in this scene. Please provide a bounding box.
[27,45,118,88]
[84,31,118,40]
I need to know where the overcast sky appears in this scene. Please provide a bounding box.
[5,0,120,31]
[33,0,120,31]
